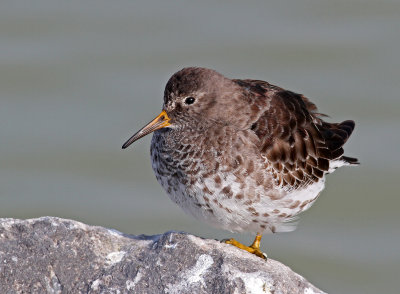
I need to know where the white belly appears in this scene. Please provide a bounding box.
[152,155,326,234]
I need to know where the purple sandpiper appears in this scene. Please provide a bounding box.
[122,67,358,259]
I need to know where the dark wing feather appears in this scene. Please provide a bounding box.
[234,79,357,190]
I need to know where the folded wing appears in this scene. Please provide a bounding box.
[234,79,357,190]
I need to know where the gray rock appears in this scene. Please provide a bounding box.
[0,217,326,294]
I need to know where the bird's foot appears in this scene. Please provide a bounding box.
[223,238,267,260]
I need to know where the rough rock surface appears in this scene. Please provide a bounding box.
[0,217,326,294]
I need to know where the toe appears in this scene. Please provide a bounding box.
[252,249,267,260]
[223,238,235,244]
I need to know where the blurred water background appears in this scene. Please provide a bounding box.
[1,1,399,293]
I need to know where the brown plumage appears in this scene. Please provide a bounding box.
[233,79,357,190]
[122,67,358,259]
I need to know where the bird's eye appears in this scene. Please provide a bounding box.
[184,97,196,105]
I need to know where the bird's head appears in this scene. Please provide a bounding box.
[122,67,250,149]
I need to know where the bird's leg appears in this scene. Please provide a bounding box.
[224,233,267,259]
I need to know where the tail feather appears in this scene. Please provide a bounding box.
[321,120,355,150]
[340,155,359,165]
[319,119,359,171]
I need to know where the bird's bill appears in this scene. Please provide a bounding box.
[122,110,170,149]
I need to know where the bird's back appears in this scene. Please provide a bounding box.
[233,79,358,191]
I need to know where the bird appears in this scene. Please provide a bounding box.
[122,67,358,259]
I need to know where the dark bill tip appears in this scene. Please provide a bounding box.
[122,110,170,149]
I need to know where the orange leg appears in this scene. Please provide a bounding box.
[224,233,267,259]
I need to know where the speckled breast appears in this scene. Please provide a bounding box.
[150,127,325,234]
